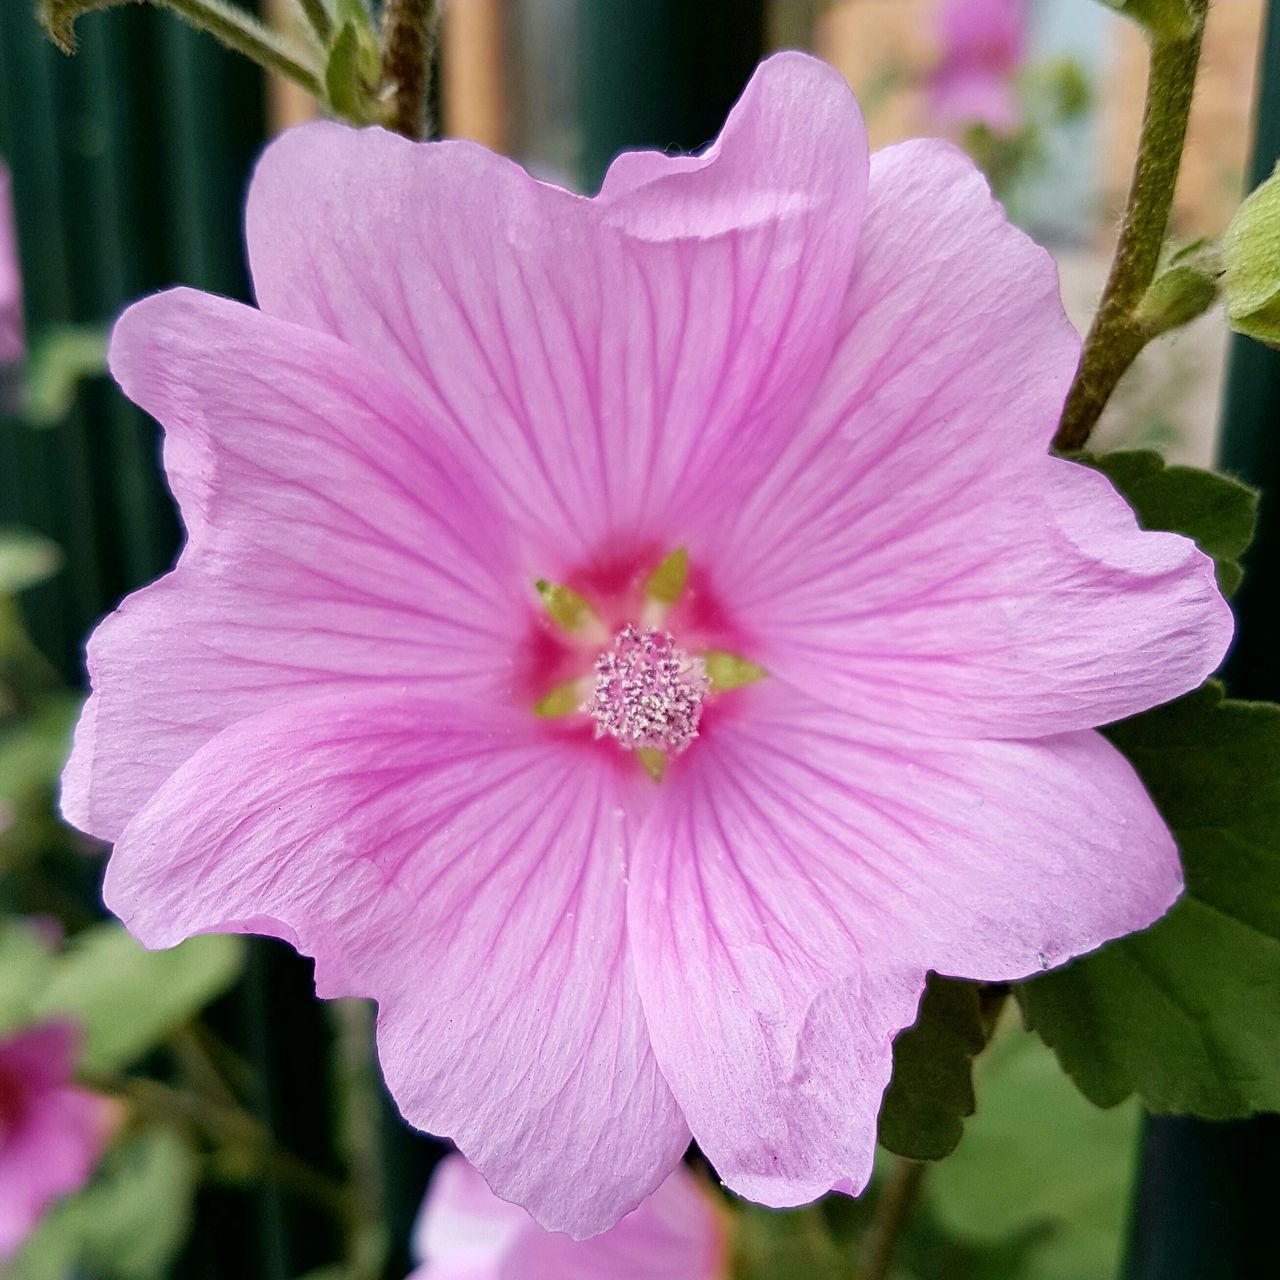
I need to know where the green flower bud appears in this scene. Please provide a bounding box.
[1134,252,1221,338]
[1223,163,1280,350]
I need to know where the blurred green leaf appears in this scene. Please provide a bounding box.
[878,977,987,1161]
[1020,683,1280,1118]
[731,1204,848,1280]
[1085,450,1258,595]
[21,325,108,427]
[0,696,78,803]
[0,529,62,596]
[32,923,245,1072]
[927,1031,1141,1280]
[0,919,56,1035]
[10,1131,198,1280]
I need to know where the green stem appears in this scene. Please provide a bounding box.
[330,1000,388,1279]
[87,1072,352,1220]
[1054,1,1209,452]
[380,0,439,139]
[41,0,323,99]
[859,1159,928,1280]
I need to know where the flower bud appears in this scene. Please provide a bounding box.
[1223,163,1280,350]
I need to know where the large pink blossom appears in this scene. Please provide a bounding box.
[930,0,1028,134]
[63,53,1230,1236]
[0,161,23,371]
[0,1021,114,1257]
[408,1155,723,1279]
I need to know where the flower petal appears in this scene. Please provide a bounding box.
[63,289,523,842]
[103,695,688,1237]
[628,683,1181,1205]
[705,140,1231,738]
[413,1155,724,1280]
[245,53,867,566]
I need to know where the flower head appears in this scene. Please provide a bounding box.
[930,0,1028,134]
[64,53,1231,1236]
[0,1021,114,1258]
[408,1155,723,1280]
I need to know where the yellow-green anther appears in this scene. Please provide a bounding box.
[535,579,598,634]
[645,547,689,607]
[533,679,584,718]
[704,650,767,692]
[637,748,667,783]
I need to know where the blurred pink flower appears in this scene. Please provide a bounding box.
[64,53,1230,1235]
[0,162,24,384]
[0,1021,114,1258]
[930,0,1028,134]
[408,1155,723,1280]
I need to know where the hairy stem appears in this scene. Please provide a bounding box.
[860,1159,928,1280]
[380,0,439,139]
[1054,2,1209,452]
[42,0,323,96]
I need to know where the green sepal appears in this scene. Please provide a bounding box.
[878,977,989,1162]
[533,679,583,718]
[645,547,688,607]
[703,650,767,692]
[1223,161,1280,349]
[535,579,598,635]
[636,747,666,783]
[1134,260,1220,337]
[323,8,381,124]
[1082,450,1257,596]
[1019,683,1280,1117]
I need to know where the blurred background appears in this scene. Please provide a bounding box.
[0,2,1276,1279]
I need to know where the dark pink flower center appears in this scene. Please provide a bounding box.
[586,625,709,755]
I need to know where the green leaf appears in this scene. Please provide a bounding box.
[878,977,988,1161]
[13,1132,199,1280]
[1020,682,1280,1117]
[1224,161,1280,349]
[31,923,245,1072]
[0,919,56,1035]
[0,528,62,595]
[927,1030,1141,1280]
[1085,450,1257,596]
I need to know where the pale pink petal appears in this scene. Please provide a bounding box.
[0,1023,113,1258]
[412,1155,724,1280]
[103,695,688,1237]
[930,68,1021,134]
[63,289,524,842]
[702,140,1231,739]
[245,53,867,569]
[628,682,1181,1206]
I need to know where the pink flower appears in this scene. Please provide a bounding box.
[0,161,24,375]
[0,1021,114,1257]
[408,1155,724,1279]
[930,0,1028,134]
[63,53,1230,1236]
